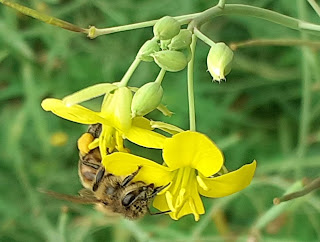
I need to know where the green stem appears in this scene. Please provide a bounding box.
[187,34,197,131]
[296,0,312,161]
[230,38,320,50]
[218,0,226,9]
[87,13,199,38]
[308,0,320,17]
[154,68,166,84]
[118,58,141,87]
[274,178,320,204]
[193,27,216,46]
[193,4,320,35]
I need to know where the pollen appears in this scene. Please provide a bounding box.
[77,132,94,154]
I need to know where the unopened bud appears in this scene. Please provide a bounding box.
[153,16,180,40]
[168,29,192,50]
[131,82,163,117]
[207,42,234,82]
[138,39,160,62]
[152,50,188,72]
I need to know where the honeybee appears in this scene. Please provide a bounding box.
[43,124,169,220]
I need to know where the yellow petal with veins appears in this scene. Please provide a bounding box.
[163,131,224,176]
[198,160,256,198]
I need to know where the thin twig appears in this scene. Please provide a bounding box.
[273,178,320,204]
[230,39,320,50]
[308,0,320,17]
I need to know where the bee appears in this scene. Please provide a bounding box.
[42,124,169,220]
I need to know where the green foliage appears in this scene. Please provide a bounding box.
[0,0,319,241]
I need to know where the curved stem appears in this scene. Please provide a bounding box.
[87,13,200,38]
[118,58,141,87]
[187,34,197,131]
[193,27,216,47]
[230,39,320,50]
[218,0,226,9]
[193,4,320,35]
[154,69,166,84]
[308,0,320,17]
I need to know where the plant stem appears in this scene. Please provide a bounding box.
[218,0,226,9]
[273,178,320,204]
[87,13,199,38]
[230,39,320,50]
[193,27,215,46]
[193,4,320,35]
[154,68,166,84]
[88,4,320,38]
[296,0,312,169]
[308,0,320,17]
[187,34,197,131]
[118,58,141,87]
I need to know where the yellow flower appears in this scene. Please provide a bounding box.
[102,131,256,221]
[41,84,174,155]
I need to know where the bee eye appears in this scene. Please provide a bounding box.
[122,193,136,207]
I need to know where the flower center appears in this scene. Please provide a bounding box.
[165,167,200,221]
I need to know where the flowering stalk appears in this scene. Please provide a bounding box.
[2,1,320,38]
[187,33,197,131]
[118,58,142,87]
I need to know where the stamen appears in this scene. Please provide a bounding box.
[196,176,209,191]
[165,191,176,212]
[188,197,200,221]
[171,169,184,195]
[175,188,186,208]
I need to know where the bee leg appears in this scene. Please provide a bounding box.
[120,166,142,187]
[147,206,171,216]
[92,167,105,191]
[148,182,171,198]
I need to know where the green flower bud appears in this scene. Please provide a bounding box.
[137,39,160,62]
[168,29,192,50]
[152,50,188,72]
[131,82,163,117]
[207,42,234,82]
[153,16,180,40]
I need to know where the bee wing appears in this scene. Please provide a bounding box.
[39,189,100,204]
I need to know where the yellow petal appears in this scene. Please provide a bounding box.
[163,131,224,176]
[41,98,106,124]
[153,192,170,212]
[125,125,166,149]
[62,83,117,106]
[100,87,132,132]
[102,152,173,187]
[198,160,257,198]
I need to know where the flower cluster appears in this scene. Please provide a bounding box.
[41,16,255,221]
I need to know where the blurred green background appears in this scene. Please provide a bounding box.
[1,0,320,241]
